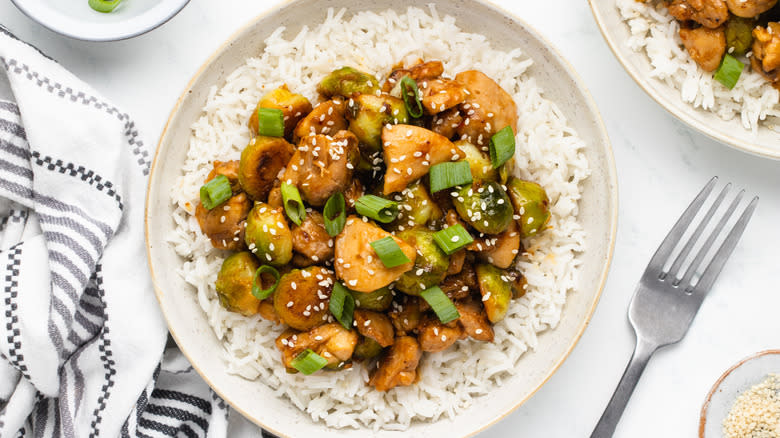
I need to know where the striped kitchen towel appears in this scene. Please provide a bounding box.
[0,25,228,437]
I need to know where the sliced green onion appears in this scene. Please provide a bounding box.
[251,265,280,300]
[400,76,423,119]
[329,282,355,330]
[281,182,306,226]
[420,286,460,324]
[489,126,516,169]
[433,224,474,255]
[290,349,328,375]
[355,195,399,223]
[370,236,411,268]
[199,174,232,210]
[429,161,473,193]
[257,107,285,137]
[89,0,122,13]
[323,193,346,237]
[714,54,744,90]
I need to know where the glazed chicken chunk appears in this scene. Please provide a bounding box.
[276,323,358,370]
[369,336,422,391]
[679,26,727,72]
[751,22,780,81]
[668,0,729,29]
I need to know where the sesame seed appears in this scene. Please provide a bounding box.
[286,301,294,308]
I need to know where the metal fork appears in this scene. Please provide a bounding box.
[590,177,758,438]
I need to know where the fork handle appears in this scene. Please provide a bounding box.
[590,338,658,438]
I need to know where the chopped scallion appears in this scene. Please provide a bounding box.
[257,107,285,137]
[429,161,473,193]
[290,349,328,375]
[420,286,460,324]
[433,224,474,255]
[714,54,744,90]
[329,282,355,330]
[251,265,280,300]
[323,193,346,236]
[281,182,306,226]
[489,126,516,169]
[199,174,232,210]
[355,195,399,223]
[400,76,423,118]
[370,236,411,268]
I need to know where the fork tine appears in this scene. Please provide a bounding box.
[679,190,744,287]
[667,183,731,281]
[689,195,758,296]
[649,177,718,275]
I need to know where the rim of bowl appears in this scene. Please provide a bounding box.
[698,349,780,438]
[10,0,191,42]
[587,0,780,161]
[144,1,619,436]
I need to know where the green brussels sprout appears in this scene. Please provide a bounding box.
[248,85,312,139]
[351,287,393,311]
[317,67,380,98]
[347,94,409,153]
[245,203,293,266]
[455,140,498,182]
[453,181,513,235]
[238,136,294,201]
[390,182,443,229]
[725,16,755,56]
[354,336,383,360]
[215,252,261,316]
[506,178,551,238]
[475,264,512,323]
[273,266,334,331]
[395,229,450,295]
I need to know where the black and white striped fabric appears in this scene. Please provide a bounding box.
[0,26,228,437]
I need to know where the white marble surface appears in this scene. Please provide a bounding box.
[2,0,779,436]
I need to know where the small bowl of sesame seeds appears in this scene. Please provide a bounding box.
[700,350,780,438]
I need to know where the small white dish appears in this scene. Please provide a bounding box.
[699,350,780,437]
[11,0,190,42]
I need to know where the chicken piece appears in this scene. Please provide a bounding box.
[343,179,365,211]
[439,260,478,301]
[381,124,458,194]
[668,0,729,28]
[369,336,422,391]
[455,300,494,342]
[468,220,521,269]
[206,160,241,193]
[266,180,283,208]
[282,130,360,206]
[334,216,416,292]
[725,0,778,18]
[195,192,251,251]
[679,26,727,72]
[291,211,334,263]
[248,85,312,139]
[258,298,280,324]
[417,315,463,352]
[752,23,780,78]
[275,323,358,370]
[420,78,468,115]
[382,60,445,92]
[293,99,349,142]
[389,295,423,335]
[354,310,395,347]
[431,107,463,140]
[454,70,518,147]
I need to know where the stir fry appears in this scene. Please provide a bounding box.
[655,0,780,89]
[194,60,552,391]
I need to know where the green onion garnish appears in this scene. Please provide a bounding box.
[355,195,399,223]
[199,174,232,210]
[433,224,474,255]
[257,107,285,137]
[329,282,355,330]
[290,349,328,375]
[370,236,411,268]
[429,161,473,193]
[400,76,423,119]
[251,265,280,300]
[281,182,306,226]
[323,193,346,237]
[714,54,744,90]
[420,286,460,324]
[489,126,516,169]
[88,0,122,13]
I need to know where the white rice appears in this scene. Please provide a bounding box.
[616,0,780,134]
[168,6,589,430]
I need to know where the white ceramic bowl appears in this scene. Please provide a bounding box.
[11,0,189,42]
[145,1,618,436]
[589,1,780,159]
